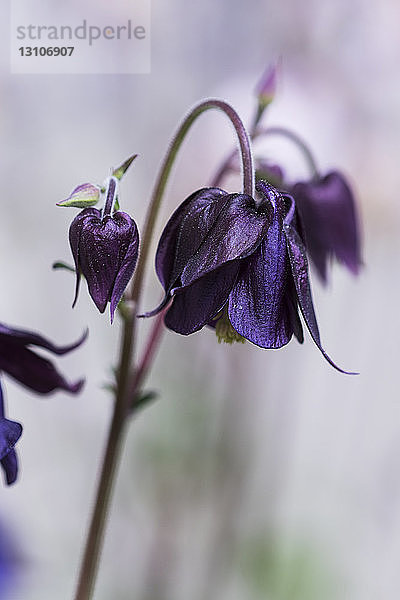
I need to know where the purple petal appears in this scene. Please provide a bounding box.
[292,171,362,282]
[109,212,139,321]
[70,208,139,318]
[228,199,295,348]
[155,187,229,290]
[76,214,123,312]
[0,343,85,394]
[1,450,19,485]
[0,323,88,356]
[69,208,100,307]
[164,262,239,335]
[283,218,356,374]
[181,193,272,287]
[0,419,22,462]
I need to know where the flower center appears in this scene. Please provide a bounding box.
[214,307,245,345]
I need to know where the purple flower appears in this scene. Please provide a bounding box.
[0,384,21,486]
[0,322,87,395]
[147,181,352,373]
[292,171,362,282]
[69,177,139,322]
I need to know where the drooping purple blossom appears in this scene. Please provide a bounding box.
[292,171,362,282]
[69,176,139,322]
[146,181,353,373]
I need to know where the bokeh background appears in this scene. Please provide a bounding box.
[1,0,399,598]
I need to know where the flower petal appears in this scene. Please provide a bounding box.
[228,203,295,348]
[155,187,229,290]
[1,450,19,485]
[76,213,124,313]
[181,193,272,287]
[292,171,362,282]
[283,217,356,374]
[0,419,22,462]
[69,208,100,307]
[109,212,140,321]
[0,344,85,394]
[0,323,88,356]
[164,262,239,335]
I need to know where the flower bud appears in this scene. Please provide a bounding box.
[69,177,139,321]
[57,183,101,208]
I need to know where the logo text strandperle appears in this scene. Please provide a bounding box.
[16,19,146,46]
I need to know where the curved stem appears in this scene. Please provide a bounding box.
[255,126,320,179]
[128,99,254,311]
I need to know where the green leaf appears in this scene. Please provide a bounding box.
[112,154,138,181]
[52,261,76,273]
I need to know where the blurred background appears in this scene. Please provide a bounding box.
[0,0,399,598]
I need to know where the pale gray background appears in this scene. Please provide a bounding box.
[0,0,399,599]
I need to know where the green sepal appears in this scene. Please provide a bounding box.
[112,154,138,181]
[57,183,100,208]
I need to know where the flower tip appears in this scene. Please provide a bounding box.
[112,154,138,181]
[68,378,86,394]
[321,349,359,375]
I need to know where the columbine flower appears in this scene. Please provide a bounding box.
[292,171,362,283]
[69,176,139,322]
[146,181,352,373]
[0,383,21,485]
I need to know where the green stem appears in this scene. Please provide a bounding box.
[73,99,254,600]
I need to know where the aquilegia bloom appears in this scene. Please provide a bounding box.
[69,176,139,321]
[0,383,21,485]
[147,180,351,373]
[292,171,361,282]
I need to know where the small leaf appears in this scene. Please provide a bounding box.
[52,261,76,273]
[132,390,158,412]
[112,154,138,181]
